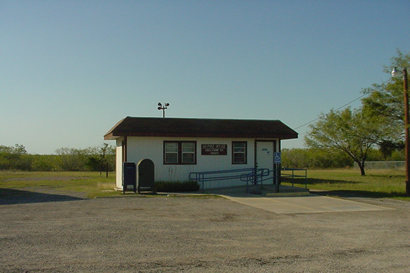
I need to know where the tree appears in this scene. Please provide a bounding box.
[281,148,353,169]
[362,50,410,147]
[305,108,396,175]
[378,140,404,160]
[85,144,115,175]
[55,147,89,171]
[0,144,31,170]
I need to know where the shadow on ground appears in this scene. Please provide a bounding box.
[283,178,407,199]
[311,189,407,199]
[204,184,310,198]
[282,177,359,185]
[0,188,84,205]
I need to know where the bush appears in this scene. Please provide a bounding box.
[282,148,353,169]
[281,147,405,169]
[390,150,405,161]
[0,144,31,170]
[31,155,57,171]
[154,181,200,192]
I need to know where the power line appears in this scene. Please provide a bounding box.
[334,93,367,111]
[294,93,366,130]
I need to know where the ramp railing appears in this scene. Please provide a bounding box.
[189,168,270,191]
[281,168,308,189]
[239,168,270,192]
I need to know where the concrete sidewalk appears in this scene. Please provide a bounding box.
[205,183,309,197]
[223,195,393,214]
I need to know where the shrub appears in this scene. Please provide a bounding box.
[0,144,31,170]
[31,155,57,171]
[281,148,353,169]
[154,181,200,192]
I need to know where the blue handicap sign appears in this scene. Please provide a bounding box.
[274,152,281,164]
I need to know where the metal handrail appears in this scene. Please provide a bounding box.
[189,168,254,181]
[281,168,308,189]
[239,168,270,183]
[189,168,270,191]
[240,168,270,192]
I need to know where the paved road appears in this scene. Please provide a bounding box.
[0,193,409,272]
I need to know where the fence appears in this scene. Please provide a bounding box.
[353,161,405,170]
[281,168,308,189]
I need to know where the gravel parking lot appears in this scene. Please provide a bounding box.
[0,192,409,272]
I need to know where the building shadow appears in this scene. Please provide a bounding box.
[0,188,84,205]
[282,177,359,185]
[311,189,407,199]
[203,183,309,198]
[283,177,406,198]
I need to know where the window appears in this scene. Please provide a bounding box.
[164,142,178,164]
[232,141,247,164]
[164,141,196,164]
[181,142,195,164]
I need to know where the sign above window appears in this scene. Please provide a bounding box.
[201,144,227,155]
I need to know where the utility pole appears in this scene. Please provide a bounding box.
[392,67,409,195]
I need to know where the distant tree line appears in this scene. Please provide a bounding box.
[0,144,115,173]
[1,143,403,172]
[281,148,404,169]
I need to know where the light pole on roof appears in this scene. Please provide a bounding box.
[157,102,170,118]
[392,67,409,195]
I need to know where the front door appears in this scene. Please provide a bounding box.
[255,141,274,171]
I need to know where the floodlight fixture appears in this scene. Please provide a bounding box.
[157,102,170,118]
[391,67,399,77]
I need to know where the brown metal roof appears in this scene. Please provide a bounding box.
[104,117,298,140]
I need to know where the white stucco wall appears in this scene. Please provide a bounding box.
[115,139,123,189]
[115,136,279,189]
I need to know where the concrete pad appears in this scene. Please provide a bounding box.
[223,195,393,214]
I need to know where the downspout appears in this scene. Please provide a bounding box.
[122,136,128,162]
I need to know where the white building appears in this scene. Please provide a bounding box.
[104,117,298,190]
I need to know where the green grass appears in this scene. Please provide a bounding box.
[1,169,408,201]
[282,168,409,200]
[0,171,220,199]
[0,171,119,198]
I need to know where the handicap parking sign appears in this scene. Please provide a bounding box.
[274,152,281,164]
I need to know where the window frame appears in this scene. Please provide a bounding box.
[232,141,247,164]
[164,142,179,164]
[163,141,197,165]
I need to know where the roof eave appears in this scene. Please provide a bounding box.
[104,133,121,140]
[104,132,298,139]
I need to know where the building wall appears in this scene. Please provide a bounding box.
[115,138,123,189]
[116,136,279,189]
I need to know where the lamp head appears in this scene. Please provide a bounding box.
[158,102,162,107]
[391,67,398,77]
[165,103,170,107]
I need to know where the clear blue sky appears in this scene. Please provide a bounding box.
[1,0,409,154]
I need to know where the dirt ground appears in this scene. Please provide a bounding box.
[0,192,409,273]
